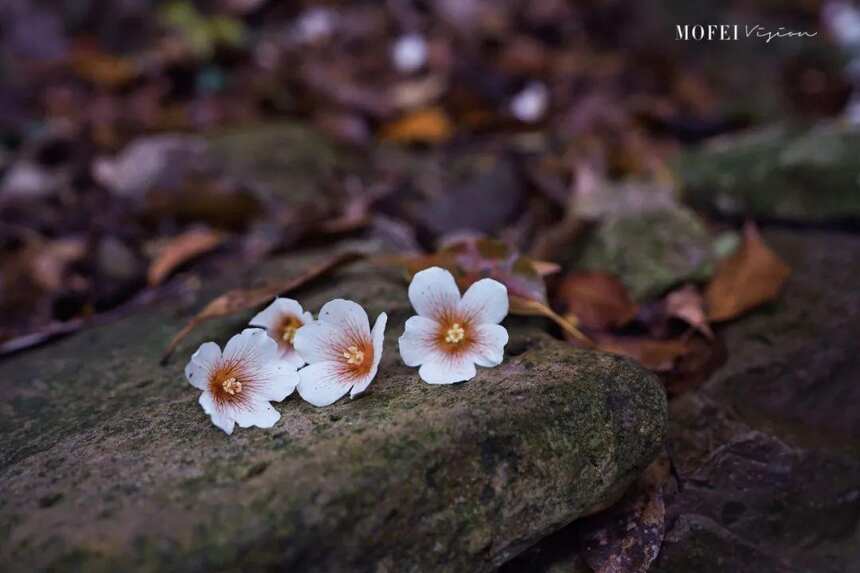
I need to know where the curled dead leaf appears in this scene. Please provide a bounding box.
[556,271,638,330]
[148,228,224,286]
[161,250,364,364]
[381,107,453,144]
[665,284,713,339]
[705,223,790,322]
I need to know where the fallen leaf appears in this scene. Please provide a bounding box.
[161,251,363,364]
[661,334,726,397]
[530,260,561,277]
[70,44,138,88]
[30,238,87,291]
[705,222,790,322]
[557,271,638,330]
[147,228,224,286]
[577,458,668,573]
[381,107,453,144]
[595,334,690,372]
[93,135,209,199]
[665,284,713,338]
[510,295,591,345]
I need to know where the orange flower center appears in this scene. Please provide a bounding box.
[436,315,474,356]
[279,315,303,346]
[209,363,249,405]
[221,376,242,395]
[343,345,365,365]
[336,338,373,380]
[445,323,465,344]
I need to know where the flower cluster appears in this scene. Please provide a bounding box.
[185,267,509,434]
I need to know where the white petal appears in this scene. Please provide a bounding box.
[199,392,235,435]
[418,355,477,385]
[472,323,508,367]
[249,298,296,330]
[459,278,509,324]
[297,361,353,407]
[398,315,438,367]
[318,298,370,335]
[232,400,281,429]
[370,312,387,370]
[223,328,279,365]
[350,312,387,398]
[254,358,300,402]
[280,346,307,369]
[293,320,347,364]
[185,341,221,389]
[408,266,461,320]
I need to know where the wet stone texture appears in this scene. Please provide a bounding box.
[656,229,860,573]
[0,257,667,572]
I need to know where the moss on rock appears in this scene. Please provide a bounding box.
[0,254,666,572]
[576,207,717,301]
[679,123,860,222]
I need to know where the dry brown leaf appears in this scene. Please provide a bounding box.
[666,284,713,339]
[510,295,592,345]
[557,271,638,330]
[706,223,790,322]
[148,228,224,286]
[70,45,139,88]
[381,107,453,144]
[161,251,363,364]
[595,334,689,372]
[530,260,561,277]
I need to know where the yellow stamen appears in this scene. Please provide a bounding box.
[343,345,365,365]
[281,325,298,344]
[445,323,465,344]
[222,376,242,395]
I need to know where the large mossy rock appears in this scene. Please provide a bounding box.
[0,253,667,572]
[679,123,860,223]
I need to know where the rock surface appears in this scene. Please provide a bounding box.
[0,255,667,572]
[679,123,860,223]
[576,206,717,301]
[505,229,860,572]
[655,229,860,573]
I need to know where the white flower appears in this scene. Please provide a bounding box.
[293,299,387,407]
[399,267,509,385]
[249,297,314,368]
[185,328,299,434]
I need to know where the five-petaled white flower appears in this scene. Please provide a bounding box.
[293,299,387,407]
[249,297,314,368]
[398,267,509,384]
[185,328,299,434]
